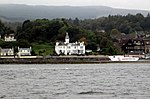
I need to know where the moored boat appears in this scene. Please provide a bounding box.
[108,55,139,61]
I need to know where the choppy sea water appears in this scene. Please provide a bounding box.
[0,63,150,99]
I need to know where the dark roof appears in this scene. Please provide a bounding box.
[1,48,13,53]
[57,42,81,46]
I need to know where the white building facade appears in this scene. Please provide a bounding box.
[4,34,16,42]
[18,47,32,56]
[55,33,85,55]
[0,48,14,56]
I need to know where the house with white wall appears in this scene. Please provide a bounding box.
[4,34,16,42]
[55,33,85,55]
[0,47,14,56]
[17,47,32,56]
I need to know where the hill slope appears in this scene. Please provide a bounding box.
[0,4,150,22]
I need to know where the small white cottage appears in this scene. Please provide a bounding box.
[55,33,85,55]
[17,47,32,56]
[0,48,14,56]
[4,34,16,42]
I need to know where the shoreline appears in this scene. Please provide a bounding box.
[0,56,150,64]
[0,56,109,64]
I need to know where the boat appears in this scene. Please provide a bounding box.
[108,55,139,61]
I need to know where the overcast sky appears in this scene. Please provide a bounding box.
[0,0,150,10]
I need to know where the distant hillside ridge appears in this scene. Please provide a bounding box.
[0,4,150,22]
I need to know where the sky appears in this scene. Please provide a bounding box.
[0,0,150,10]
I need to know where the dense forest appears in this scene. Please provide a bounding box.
[68,13,150,34]
[16,19,116,55]
[0,13,150,55]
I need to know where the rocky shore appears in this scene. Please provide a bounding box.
[0,56,149,64]
[0,56,110,64]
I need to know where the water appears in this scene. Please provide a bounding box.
[0,63,150,99]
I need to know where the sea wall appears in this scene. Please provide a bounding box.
[0,56,110,64]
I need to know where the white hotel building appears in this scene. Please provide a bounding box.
[55,33,85,55]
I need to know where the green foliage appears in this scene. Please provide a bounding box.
[0,20,15,36]
[17,19,65,42]
[18,39,31,47]
[32,43,54,56]
[0,40,17,48]
[110,29,121,38]
[2,13,150,56]
[0,20,4,34]
[74,13,150,34]
[101,46,119,55]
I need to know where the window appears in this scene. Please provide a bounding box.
[67,50,70,53]
[67,46,71,49]
[80,50,83,53]
[128,43,132,45]
[80,46,83,49]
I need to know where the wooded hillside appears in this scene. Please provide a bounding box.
[0,13,150,55]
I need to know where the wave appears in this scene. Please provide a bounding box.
[78,91,104,95]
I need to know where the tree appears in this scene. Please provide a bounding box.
[79,37,87,45]
[18,39,31,47]
[22,20,31,30]
[110,28,121,39]
[73,17,79,25]
[147,13,150,17]
[0,20,5,35]
[135,13,144,21]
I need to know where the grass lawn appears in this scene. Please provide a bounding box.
[32,42,55,56]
